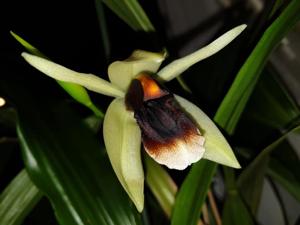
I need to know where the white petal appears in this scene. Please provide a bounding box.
[108,50,166,91]
[145,135,205,170]
[158,24,247,81]
[22,53,124,98]
[175,95,241,168]
[103,98,144,212]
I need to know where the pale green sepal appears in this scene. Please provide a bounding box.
[175,95,241,168]
[158,24,247,81]
[103,98,144,212]
[21,52,124,98]
[11,32,103,116]
[108,50,166,91]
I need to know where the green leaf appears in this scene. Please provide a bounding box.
[101,0,154,32]
[238,155,269,215]
[246,70,300,129]
[268,153,300,202]
[171,161,217,225]
[94,0,111,60]
[214,0,300,134]
[169,1,300,221]
[145,155,177,217]
[10,32,103,117]
[222,191,254,225]
[16,90,141,225]
[270,0,284,18]
[238,126,300,213]
[221,167,255,225]
[0,170,42,225]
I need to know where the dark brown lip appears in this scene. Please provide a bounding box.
[125,74,205,169]
[134,94,203,153]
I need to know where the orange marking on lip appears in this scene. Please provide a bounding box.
[136,74,167,101]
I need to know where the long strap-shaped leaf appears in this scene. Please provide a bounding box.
[7,82,142,225]
[267,156,300,202]
[171,161,216,225]
[101,0,154,31]
[0,170,42,225]
[170,1,300,225]
[237,126,300,214]
[145,155,177,217]
[214,0,300,135]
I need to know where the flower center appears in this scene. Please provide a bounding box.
[124,73,205,170]
[125,73,168,111]
[135,74,167,101]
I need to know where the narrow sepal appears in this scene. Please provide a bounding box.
[103,98,144,212]
[175,95,241,168]
[11,33,102,115]
[22,53,124,98]
[158,24,247,81]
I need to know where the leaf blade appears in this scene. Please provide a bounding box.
[145,155,177,217]
[0,170,42,225]
[16,91,141,225]
[214,0,300,134]
[101,0,154,31]
[222,192,255,225]
[238,126,300,213]
[171,161,217,225]
[170,1,300,222]
[268,153,300,202]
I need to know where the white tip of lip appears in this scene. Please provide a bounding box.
[145,135,205,170]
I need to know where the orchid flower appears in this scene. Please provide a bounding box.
[21,24,246,212]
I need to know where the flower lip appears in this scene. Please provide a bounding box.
[134,93,205,170]
[125,74,205,170]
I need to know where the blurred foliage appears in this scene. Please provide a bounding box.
[0,170,42,225]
